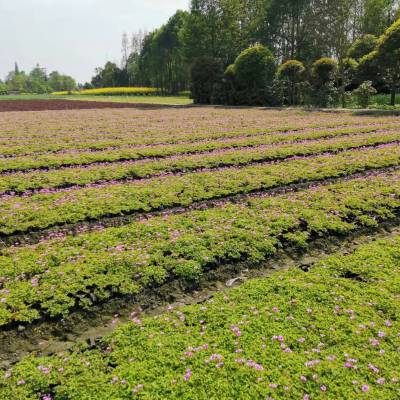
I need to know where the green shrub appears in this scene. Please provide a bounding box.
[309,58,338,107]
[277,60,306,105]
[312,57,338,84]
[233,45,276,90]
[353,81,377,108]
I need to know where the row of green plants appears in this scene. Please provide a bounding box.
[0,169,400,327]
[2,117,388,157]
[2,130,400,194]
[51,87,160,96]
[3,234,399,399]
[1,144,400,236]
[2,235,400,399]
[0,172,400,362]
[192,19,400,108]
[2,123,399,173]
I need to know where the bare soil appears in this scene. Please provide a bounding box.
[0,100,173,112]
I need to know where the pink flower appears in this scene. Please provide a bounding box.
[183,369,192,382]
[320,385,327,392]
[269,383,278,389]
[272,307,280,313]
[132,384,144,393]
[368,363,379,373]
[230,325,241,337]
[300,375,307,382]
[209,354,223,362]
[377,331,386,338]
[305,359,321,367]
[376,378,385,385]
[303,395,310,400]
[298,337,306,343]
[361,385,369,392]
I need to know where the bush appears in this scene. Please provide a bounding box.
[353,81,377,108]
[233,45,276,90]
[190,57,223,104]
[277,60,306,105]
[309,58,338,108]
[312,57,338,84]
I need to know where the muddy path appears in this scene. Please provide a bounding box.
[1,218,400,369]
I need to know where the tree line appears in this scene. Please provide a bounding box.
[0,63,77,94]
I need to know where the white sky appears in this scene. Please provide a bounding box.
[0,0,189,83]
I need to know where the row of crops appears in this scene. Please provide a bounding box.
[51,87,160,96]
[2,228,399,398]
[1,144,400,235]
[0,129,400,194]
[0,168,400,327]
[0,108,400,399]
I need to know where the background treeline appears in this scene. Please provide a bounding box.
[0,63,76,94]
[87,0,400,106]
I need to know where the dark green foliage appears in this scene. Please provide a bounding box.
[190,57,223,104]
[309,58,338,107]
[90,62,127,88]
[374,18,400,105]
[277,60,306,105]
[312,57,338,84]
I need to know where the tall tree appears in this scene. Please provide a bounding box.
[374,17,400,105]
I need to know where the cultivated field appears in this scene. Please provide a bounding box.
[0,104,399,399]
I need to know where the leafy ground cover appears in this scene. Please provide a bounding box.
[0,169,399,327]
[2,123,400,172]
[1,144,399,236]
[1,106,400,398]
[1,108,395,156]
[2,129,400,194]
[1,232,399,399]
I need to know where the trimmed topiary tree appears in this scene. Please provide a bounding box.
[310,57,338,108]
[312,57,338,84]
[277,60,306,105]
[233,45,276,91]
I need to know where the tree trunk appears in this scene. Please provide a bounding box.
[339,63,346,109]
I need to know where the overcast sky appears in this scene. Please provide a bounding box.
[0,0,189,83]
